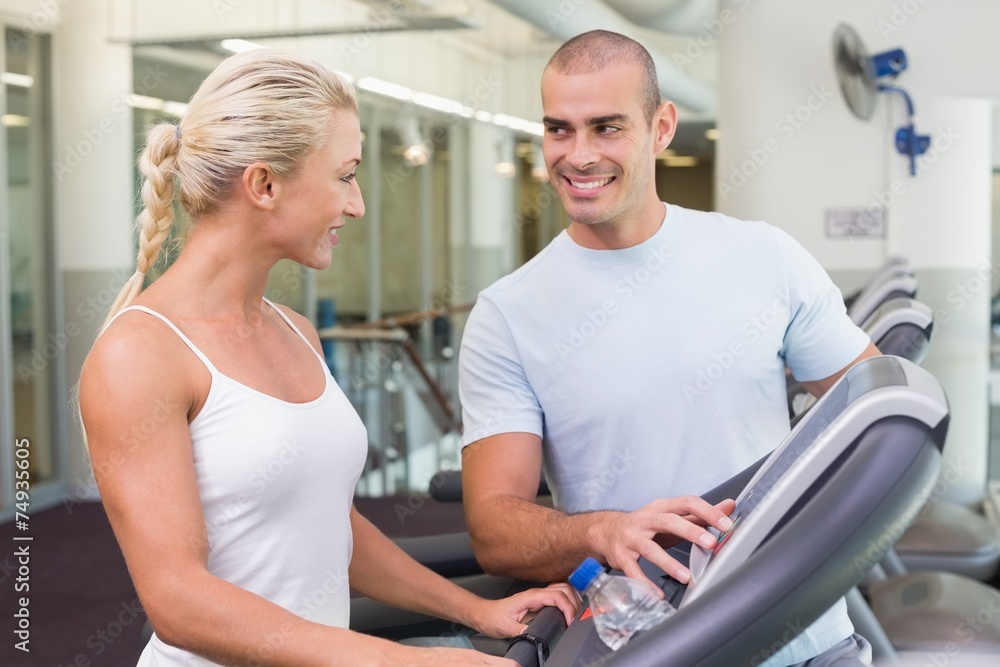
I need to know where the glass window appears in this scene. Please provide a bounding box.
[5,27,56,490]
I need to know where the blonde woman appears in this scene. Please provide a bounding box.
[79,49,577,667]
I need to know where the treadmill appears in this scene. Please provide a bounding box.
[864,301,1000,581]
[787,296,932,417]
[788,297,999,581]
[504,356,948,667]
[843,257,912,312]
[847,272,918,326]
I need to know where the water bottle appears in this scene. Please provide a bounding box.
[569,557,676,650]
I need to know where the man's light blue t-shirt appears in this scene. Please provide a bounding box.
[459,203,871,666]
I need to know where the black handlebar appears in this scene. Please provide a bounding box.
[504,606,568,667]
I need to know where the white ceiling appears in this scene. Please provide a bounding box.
[130,0,723,155]
[443,0,720,116]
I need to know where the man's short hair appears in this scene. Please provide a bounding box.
[545,30,661,124]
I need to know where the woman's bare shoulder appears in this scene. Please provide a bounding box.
[79,308,199,436]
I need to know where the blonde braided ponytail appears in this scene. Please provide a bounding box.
[99,123,180,333]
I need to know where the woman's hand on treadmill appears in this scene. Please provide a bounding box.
[467,583,580,638]
[593,497,735,594]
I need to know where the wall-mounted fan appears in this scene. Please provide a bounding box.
[834,23,929,176]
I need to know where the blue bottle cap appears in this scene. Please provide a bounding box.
[569,557,604,593]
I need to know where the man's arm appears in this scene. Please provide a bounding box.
[801,341,881,398]
[462,433,735,592]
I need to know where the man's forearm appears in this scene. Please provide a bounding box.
[467,494,616,582]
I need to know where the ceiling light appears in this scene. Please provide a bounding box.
[358,77,413,101]
[495,161,516,177]
[491,114,542,137]
[127,94,164,110]
[220,39,266,53]
[531,143,549,182]
[352,77,541,136]
[506,118,544,137]
[1,73,33,87]
[125,94,189,117]
[495,134,516,178]
[398,114,430,166]
[2,114,30,127]
[663,155,699,167]
[413,91,472,117]
[403,144,431,166]
[705,128,720,141]
[162,101,188,117]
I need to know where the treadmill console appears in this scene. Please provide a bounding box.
[684,356,943,605]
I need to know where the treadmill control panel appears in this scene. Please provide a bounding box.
[686,358,909,595]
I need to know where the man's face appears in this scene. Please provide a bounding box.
[541,62,663,228]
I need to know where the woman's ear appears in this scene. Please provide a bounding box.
[242,162,277,210]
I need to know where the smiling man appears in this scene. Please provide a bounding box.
[458,30,880,667]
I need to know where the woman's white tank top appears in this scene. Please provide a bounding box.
[110,300,367,666]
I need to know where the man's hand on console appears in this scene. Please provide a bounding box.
[589,497,736,594]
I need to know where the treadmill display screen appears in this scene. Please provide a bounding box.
[706,359,907,558]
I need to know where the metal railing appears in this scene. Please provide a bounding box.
[319,303,472,495]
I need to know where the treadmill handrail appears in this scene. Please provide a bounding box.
[505,606,567,666]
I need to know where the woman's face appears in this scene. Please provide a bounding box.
[276,110,365,271]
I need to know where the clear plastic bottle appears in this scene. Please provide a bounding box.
[569,557,676,651]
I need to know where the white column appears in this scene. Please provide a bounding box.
[468,122,516,295]
[717,0,995,503]
[55,0,133,271]
[54,0,134,499]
